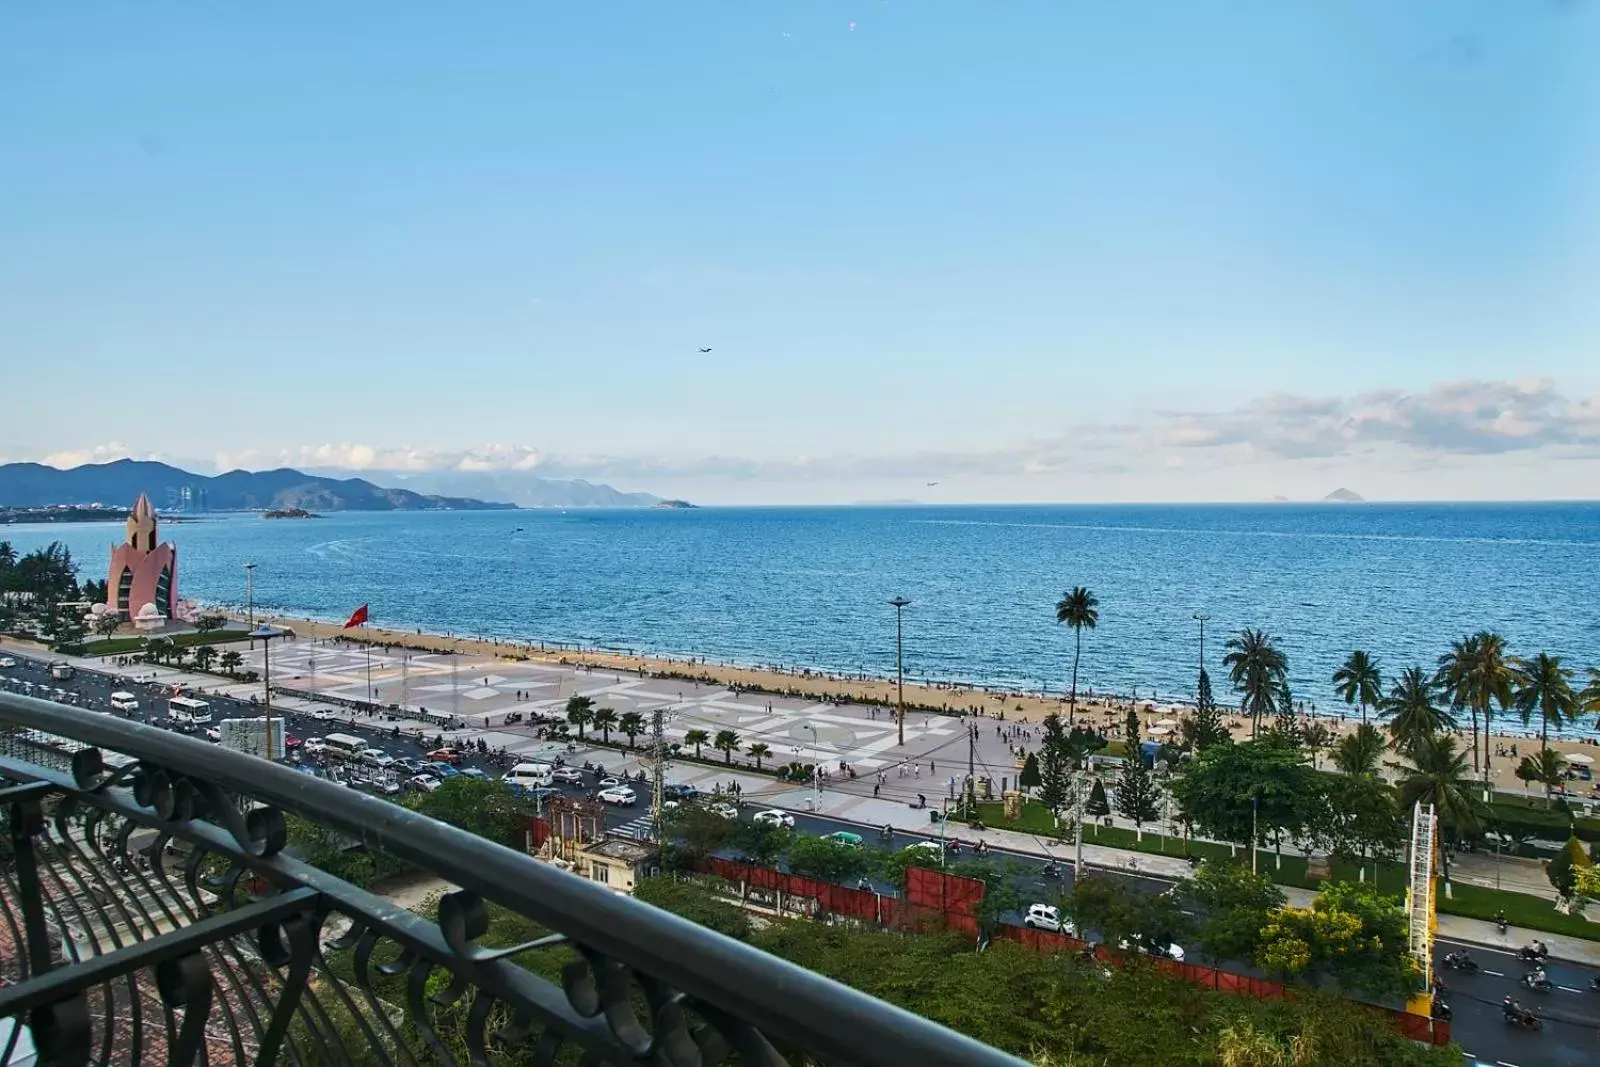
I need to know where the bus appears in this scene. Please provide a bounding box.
[168,696,212,726]
[321,733,367,760]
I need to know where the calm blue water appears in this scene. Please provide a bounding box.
[6,503,1599,721]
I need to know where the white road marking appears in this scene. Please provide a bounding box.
[1558,984,1583,992]
[1480,969,1504,976]
[1496,1061,1522,1067]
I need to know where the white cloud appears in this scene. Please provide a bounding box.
[29,378,1600,501]
[41,442,156,468]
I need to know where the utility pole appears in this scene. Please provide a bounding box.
[650,706,666,840]
[889,596,911,747]
[244,562,256,648]
[1192,612,1210,678]
[965,721,978,815]
[1251,790,1259,876]
[1073,771,1086,882]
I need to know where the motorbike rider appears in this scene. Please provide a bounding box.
[1525,964,1550,989]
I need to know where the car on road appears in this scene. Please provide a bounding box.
[661,783,698,801]
[822,831,864,849]
[1119,935,1184,961]
[597,776,622,787]
[0,657,16,669]
[426,748,464,765]
[752,809,796,829]
[360,749,396,769]
[1023,904,1066,933]
[551,767,585,784]
[404,775,441,794]
[203,727,221,743]
[109,691,140,712]
[427,762,460,778]
[904,841,943,859]
[303,738,328,757]
[708,802,738,820]
[284,735,303,750]
[395,757,429,774]
[598,786,638,806]
[307,707,341,721]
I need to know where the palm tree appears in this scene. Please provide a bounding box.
[1581,667,1600,728]
[1380,666,1455,759]
[1054,586,1099,726]
[1333,723,1386,778]
[1436,631,1515,778]
[1332,650,1383,726]
[1515,750,1565,808]
[1300,721,1334,769]
[746,742,772,770]
[1398,733,1484,882]
[713,730,741,765]
[592,707,618,743]
[1512,652,1578,757]
[565,695,596,738]
[684,729,710,760]
[1221,628,1287,738]
[618,711,646,748]
[218,649,243,675]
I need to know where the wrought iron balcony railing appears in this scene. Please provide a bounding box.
[0,691,1028,1067]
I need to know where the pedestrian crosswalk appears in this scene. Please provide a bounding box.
[612,814,657,841]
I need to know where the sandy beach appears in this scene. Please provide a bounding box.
[248,610,1600,797]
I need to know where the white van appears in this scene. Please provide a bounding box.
[322,734,367,760]
[168,696,212,726]
[505,762,555,789]
[110,691,140,712]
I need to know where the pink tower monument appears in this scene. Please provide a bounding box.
[106,493,178,626]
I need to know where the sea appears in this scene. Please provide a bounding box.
[5,503,1598,732]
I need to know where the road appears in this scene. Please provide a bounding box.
[5,650,1599,1064]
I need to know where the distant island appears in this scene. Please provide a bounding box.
[1323,488,1365,503]
[0,504,130,525]
[653,499,698,510]
[262,507,320,519]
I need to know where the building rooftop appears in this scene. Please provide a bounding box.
[584,836,658,865]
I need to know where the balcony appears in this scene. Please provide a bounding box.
[0,691,1027,1067]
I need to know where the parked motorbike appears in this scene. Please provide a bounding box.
[1441,951,1479,973]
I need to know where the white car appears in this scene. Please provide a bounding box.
[1119,935,1185,961]
[308,708,340,721]
[405,774,441,793]
[1023,904,1065,932]
[0,657,16,668]
[360,749,395,769]
[752,809,795,829]
[708,802,738,820]
[905,841,943,858]
[303,738,328,756]
[597,776,622,788]
[598,787,637,806]
[552,767,584,784]
[204,727,222,743]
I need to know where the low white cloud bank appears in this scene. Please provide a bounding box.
[34,379,1600,494]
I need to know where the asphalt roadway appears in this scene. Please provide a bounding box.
[4,651,1598,1064]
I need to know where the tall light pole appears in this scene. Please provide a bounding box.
[889,596,911,747]
[802,723,822,810]
[244,562,257,648]
[1192,612,1210,678]
[250,625,281,762]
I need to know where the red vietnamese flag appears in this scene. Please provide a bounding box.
[342,604,369,629]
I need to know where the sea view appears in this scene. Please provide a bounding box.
[8,501,1598,723]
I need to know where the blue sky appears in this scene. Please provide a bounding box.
[3,2,1597,503]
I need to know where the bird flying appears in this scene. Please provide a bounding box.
[699,347,713,353]
[926,481,939,487]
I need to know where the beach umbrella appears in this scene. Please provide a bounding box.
[1147,725,1174,736]
[1562,752,1594,765]
[1155,718,1178,727]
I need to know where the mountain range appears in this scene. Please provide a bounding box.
[0,460,516,512]
[308,468,662,509]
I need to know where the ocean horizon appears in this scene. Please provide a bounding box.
[6,501,1599,734]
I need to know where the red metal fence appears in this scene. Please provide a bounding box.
[690,857,1450,1047]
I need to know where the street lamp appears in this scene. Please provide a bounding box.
[249,625,282,762]
[244,562,257,648]
[1192,612,1210,677]
[888,596,912,747]
[801,723,822,810]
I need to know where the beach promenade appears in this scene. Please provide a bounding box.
[251,611,1600,798]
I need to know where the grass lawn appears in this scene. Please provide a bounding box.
[82,630,251,656]
[979,800,1591,935]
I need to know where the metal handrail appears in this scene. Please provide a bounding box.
[0,691,1029,1067]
